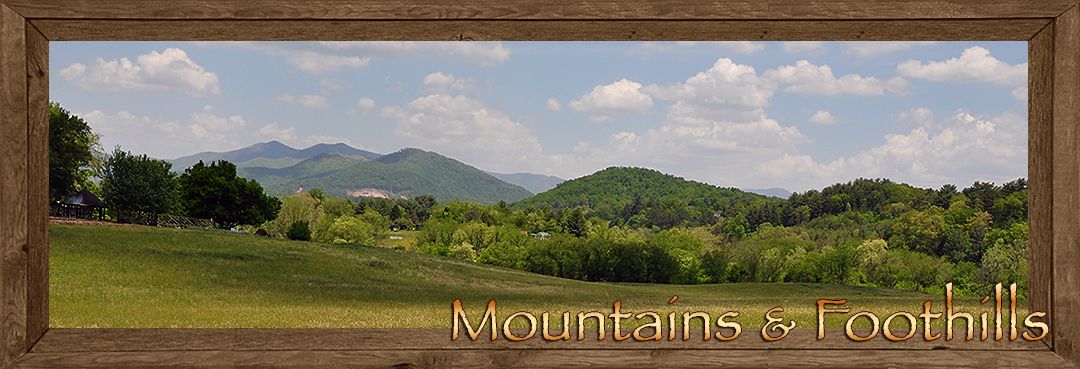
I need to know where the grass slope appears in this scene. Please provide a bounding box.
[50,224,1022,329]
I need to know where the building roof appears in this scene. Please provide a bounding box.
[63,188,105,207]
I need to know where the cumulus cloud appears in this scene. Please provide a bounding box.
[285,52,370,74]
[79,109,241,159]
[781,41,824,54]
[707,41,765,54]
[546,98,562,112]
[1012,86,1027,101]
[643,58,775,110]
[556,58,815,189]
[808,110,838,125]
[319,78,346,89]
[357,98,377,110]
[189,105,250,132]
[253,122,352,148]
[897,46,1027,85]
[842,41,938,57]
[422,72,476,94]
[195,41,511,74]
[275,94,330,110]
[763,60,908,95]
[57,48,221,97]
[381,94,561,173]
[756,108,1026,190]
[569,79,654,123]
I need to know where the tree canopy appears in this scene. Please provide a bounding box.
[49,102,102,201]
[178,160,281,228]
[100,147,178,215]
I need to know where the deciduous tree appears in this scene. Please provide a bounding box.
[49,102,102,201]
[178,160,281,228]
[100,147,178,215]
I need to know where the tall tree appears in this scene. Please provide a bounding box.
[100,147,178,215]
[563,207,588,238]
[49,102,102,201]
[178,160,281,228]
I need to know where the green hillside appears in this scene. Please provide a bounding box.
[49,223,982,329]
[237,153,368,189]
[252,148,533,204]
[515,167,769,223]
[235,157,303,169]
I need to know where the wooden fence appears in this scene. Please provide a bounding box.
[118,210,219,229]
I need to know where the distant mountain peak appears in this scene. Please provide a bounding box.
[375,147,430,164]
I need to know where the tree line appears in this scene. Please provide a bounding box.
[49,103,280,228]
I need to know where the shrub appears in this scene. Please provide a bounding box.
[286,220,311,241]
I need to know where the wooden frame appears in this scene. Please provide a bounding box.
[1,0,1078,367]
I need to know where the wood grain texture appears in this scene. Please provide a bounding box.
[29,18,1051,42]
[12,349,1075,369]
[0,5,29,368]
[26,328,1052,353]
[769,0,1076,19]
[2,0,1073,21]
[1054,4,1080,364]
[1030,23,1055,351]
[24,21,47,354]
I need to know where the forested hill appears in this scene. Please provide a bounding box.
[513,167,770,228]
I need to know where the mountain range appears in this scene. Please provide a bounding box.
[170,141,381,174]
[169,142,551,204]
[169,141,789,205]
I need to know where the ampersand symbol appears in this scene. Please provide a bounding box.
[761,306,796,341]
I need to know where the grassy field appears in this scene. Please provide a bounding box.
[50,224,1027,329]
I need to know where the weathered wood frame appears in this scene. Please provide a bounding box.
[1,0,1078,367]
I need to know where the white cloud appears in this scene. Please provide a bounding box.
[707,41,765,54]
[80,109,238,159]
[381,94,561,173]
[275,94,330,110]
[557,58,814,189]
[319,78,345,89]
[197,41,511,74]
[781,41,824,54]
[1012,86,1027,101]
[569,79,654,123]
[897,46,1027,85]
[319,41,511,66]
[842,41,938,57]
[189,105,250,132]
[286,52,370,74]
[253,122,352,148]
[808,110,838,125]
[546,98,562,112]
[643,58,775,110]
[57,48,221,97]
[756,108,1027,190]
[627,41,673,55]
[763,60,908,96]
[422,72,476,94]
[357,98,377,110]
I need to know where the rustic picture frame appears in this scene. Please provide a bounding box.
[1,1,1078,367]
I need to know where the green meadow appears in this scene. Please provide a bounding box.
[50,224,1027,329]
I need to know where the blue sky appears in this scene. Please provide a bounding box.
[51,41,1027,193]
